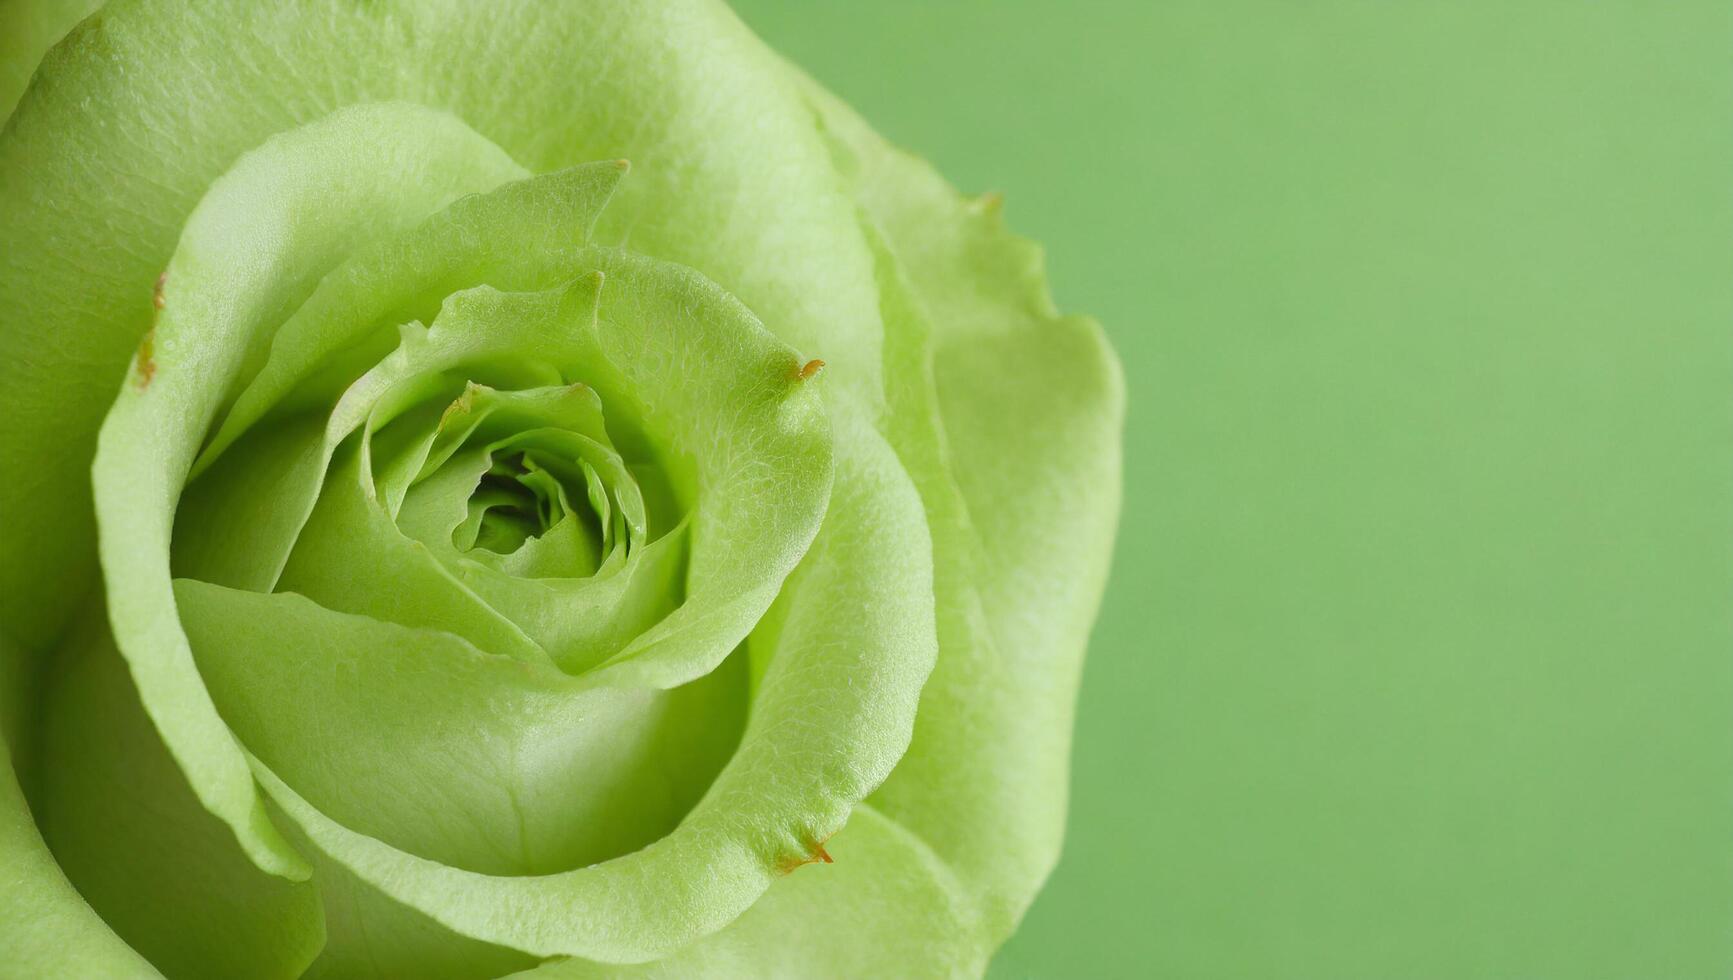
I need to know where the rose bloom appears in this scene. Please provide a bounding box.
[0,2,1122,977]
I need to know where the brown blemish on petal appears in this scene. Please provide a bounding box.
[777,835,836,875]
[794,358,826,382]
[152,271,167,310]
[134,329,156,389]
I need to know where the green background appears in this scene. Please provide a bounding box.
[733,2,1731,977]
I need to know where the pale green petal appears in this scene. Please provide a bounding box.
[171,413,331,591]
[176,580,744,881]
[0,0,98,119]
[365,384,670,665]
[0,637,160,980]
[28,610,323,979]
[276,441,551,662]
[493,513,601,580]
[457,519,689,675]
[295,841,538,980]
[173,163,626,599]
[242,426,935,964]
[395,445,496,549]
[0,748,159,979]
[573,252,834,689]
[513,806,988,980]
[799,75,1126,939]
[197,163,624,475]
[91,102,529,878]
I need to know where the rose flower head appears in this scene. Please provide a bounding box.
[0,3,1123,976]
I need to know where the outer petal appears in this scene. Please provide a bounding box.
[0,0,97,118]
[0,640,160,980]
[800,75,1127,939]
[27,611,325,979]
[91,102,527,878]
[0,754,158,979]
[512,806,989,980]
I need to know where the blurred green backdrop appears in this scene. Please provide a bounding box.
[733,2,1730,977]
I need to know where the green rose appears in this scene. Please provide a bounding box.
[0,2,1122,977]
